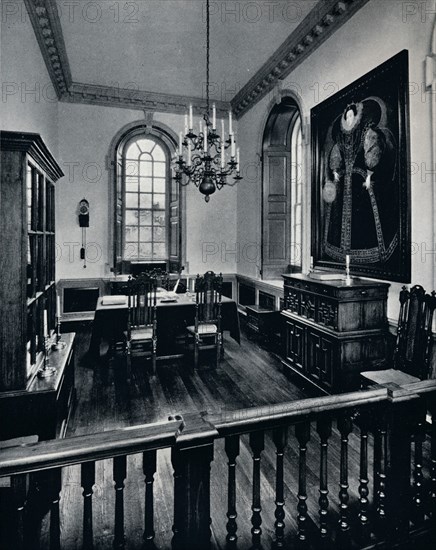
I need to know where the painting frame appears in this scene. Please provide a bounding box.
[311,50,411,283]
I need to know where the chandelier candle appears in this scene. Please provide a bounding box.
[173,0,242,202]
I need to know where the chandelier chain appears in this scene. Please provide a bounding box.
[206,0,210,116]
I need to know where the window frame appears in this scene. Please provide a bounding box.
[110,122,183,274]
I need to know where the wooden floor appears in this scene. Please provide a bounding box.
[30,323,432,549]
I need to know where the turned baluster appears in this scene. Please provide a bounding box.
[337,414,352,548]
[250,430,264,549]
[295,421,311,544]
[81,461,96,550]
[272,426,288,549]
[412,402,426,524]
[358,410,370,541]
[49,468,62,550]
[113,455,127,549]
[316,417,331,541]
[374,412,387,525]
[430,400,436,517]
[10,473,27,550]
[225,435,240,548]
[143,450,157,547]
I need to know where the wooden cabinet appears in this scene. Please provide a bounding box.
[0,131,63,391]
[281,274,389,393]
[0,132,75,440]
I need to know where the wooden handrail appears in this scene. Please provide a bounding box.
[206,388,388,436]
[0,419,182,477]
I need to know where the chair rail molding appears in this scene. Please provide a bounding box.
[231,0,370,119]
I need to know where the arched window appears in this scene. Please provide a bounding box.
[112,124,182,273]
[262,98,303,279]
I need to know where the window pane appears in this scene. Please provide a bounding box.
[153,227,165,241]
[153,194,165,209]
[154,243,166,258]
[141,227,152,242]
[154,178,165,194]
[139,210,152,225]
[125,210,139,225]
[140,194,152,209]
[140,177,152,192]
[125,226,139,241]
[125,142,141,159]
[136,139,154,154]
[152,145,165,162]
[139,242,152,258]
[154,212,165,227]
[154,162,166,178]
[125,176,138,192]
[139,161,152,178]
[124,243,139,259]
[126,193,138,208]
[125,160,138,176]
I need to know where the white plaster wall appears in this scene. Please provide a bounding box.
[236,0,435,321]
[56,103,237,279]
[1,0,59,156]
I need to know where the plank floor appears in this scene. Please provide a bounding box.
[30,324,434,549]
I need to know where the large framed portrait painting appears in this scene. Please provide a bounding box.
[311,50,411,282]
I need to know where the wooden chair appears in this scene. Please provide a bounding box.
[147,268,170,291]
[126,273,157,379]
[361,286,436,386]
[186,271,223,369]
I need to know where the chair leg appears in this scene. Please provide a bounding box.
[125,342,131,382]
[194,339,199,370]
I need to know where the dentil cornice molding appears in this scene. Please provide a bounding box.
[231,0,370,119]
[23,0,370,118]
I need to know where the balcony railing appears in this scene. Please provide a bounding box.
[0,380,435,549]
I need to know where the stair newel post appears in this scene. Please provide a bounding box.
[171,413,217,550]
[81,461,96,550]
[336,413,352,549]
[143,449,157,547]
[224,434,240,548]
[249,430,265,550]
[384,387,418,547]
[113,455,127,549]
[295,420,311,545]
[272,425,288,549]
[316,417,332,543]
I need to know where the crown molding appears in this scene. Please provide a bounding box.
[23,0,72,98]
[231,0,370,119]
[61,82,231,116]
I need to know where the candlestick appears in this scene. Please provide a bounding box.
[199,120,203,137]
[56,294,61,318]
[221,140,225,169]
[345,254,352,285]
[43,310,48,336]
[212,104,216,129]
[236,148,240,171]
[229,110,233,135]
[184,114,188,135]
[231,134,235,157]
[179,132,183,156]
[189,104,193,129]
[204,128,208,153]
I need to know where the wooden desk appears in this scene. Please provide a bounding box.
[89,295,240,360]
[0,333,76,441]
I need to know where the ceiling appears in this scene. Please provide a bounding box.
[56,0,318,101]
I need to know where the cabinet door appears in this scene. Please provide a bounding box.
[306,330,336,390]
[285,320,305,371]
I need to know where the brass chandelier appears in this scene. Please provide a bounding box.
[174,0,242,202]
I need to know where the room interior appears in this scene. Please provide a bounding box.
[1,0,436,548]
